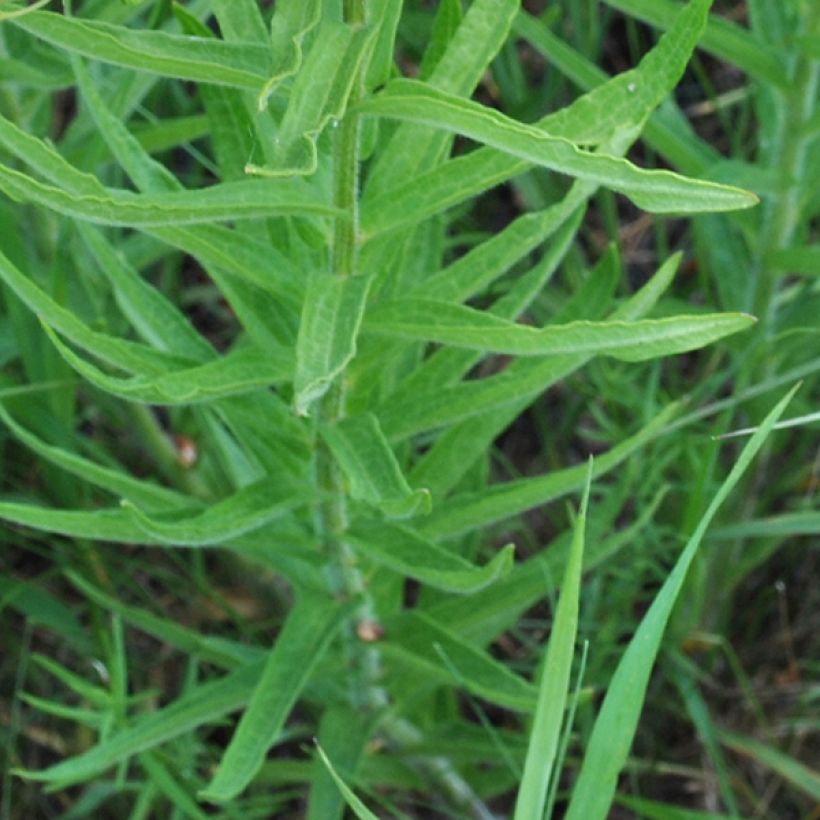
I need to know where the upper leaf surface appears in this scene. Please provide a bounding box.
[12,11,271,88]
[358,80,757,214]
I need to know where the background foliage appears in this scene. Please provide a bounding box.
[0,0,817,817]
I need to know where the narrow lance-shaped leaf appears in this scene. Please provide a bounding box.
[314,744,380,820]
[11,11,272,89]
[347,520,513,594]
[421,401,678,539]
[66,571,262,669]
[382,611,537,712]
[358,79,757,214]
[564,385,799,820]
[13,660,267,787]
[361,0,714,236]
[0,245,190,375]
[365,301,755,361]
[257,0,321,109]
[43,327,293,405]
[378,253,683,443]
[0,401,189,512]
[123,476,303,547]
[0,164,341,226]
[248,22,376,177]
[601,0,789,89]
[294,274,371,416]
[200,593,346,803]
[365,0,519,199]
[514,462,592,820]
[320,413,431,518]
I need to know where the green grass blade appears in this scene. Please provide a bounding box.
[514,463,591,820]
[308,705,373,820]
[314,743,379,820]
[564,385,800,820]
[294,274,371,415]
[710,510,820,539]
[717,730,820,801]
[347,520,514,594]
[320,413,431,518]
[358,80,757,214]
[200,593,345,803]
[139,752,210,820]
[14,660,266,787]
[66,571,261,668]
[12,11,271,88]
[383,610,537,712]
[420,401,677,539]
[616,795,743,820]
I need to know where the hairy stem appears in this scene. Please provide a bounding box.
[314,0,385,712]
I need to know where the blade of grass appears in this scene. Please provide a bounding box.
[564,384,800,820]
[514,462,592,820]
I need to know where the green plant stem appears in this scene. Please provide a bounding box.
[751,7,820,328]
[127,404,208,499]
[314,0,385,713]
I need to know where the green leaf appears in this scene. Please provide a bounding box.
[14,660,267,786]
[418,0,463,79]
[257,0,321,109]
[200,593,345,803]
[43,327,293,405]
[314,743,379,820]
[365,0,519,200]
[0,401,188,512]
[358,79,757,214]
[601,0,789,89]
[420,401,678,539]
[294,274,371,416]
[347,520,513,594]
[0,244,191,375]
[710,510,820,540]
[124,477,301,546]
[363,0,715,237]
[320,413,430,518]
[564,385,799,820]
[365,302,755,360]
[0,501,165,544]
[379,252,682,444]
[76,224,212,361]
[766,245,820,276]
[514,463,591,820]
[247,22,375,177]
[11,10,272,88]
[717,729,820,802]
[66,571,261,668]
[308,706,373,820]
[0,163,340,226]
[140,753,210,820]
[383,611,536,711]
